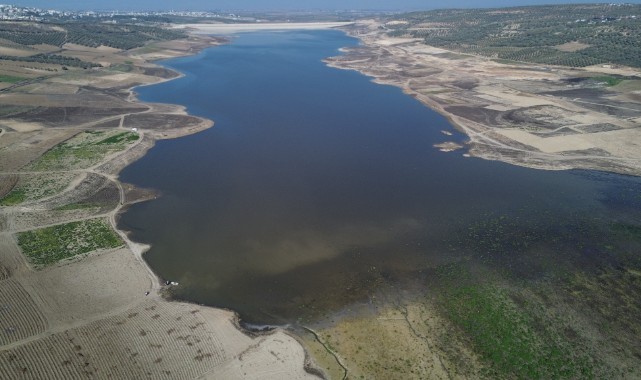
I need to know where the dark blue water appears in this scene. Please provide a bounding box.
[119,30,641,324]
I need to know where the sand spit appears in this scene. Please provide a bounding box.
[329,20,641,177]
[175,22,353,35]
[0,35,320,379]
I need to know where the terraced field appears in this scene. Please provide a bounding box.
[0,23,315,380]
[0,332,89,379]
[8,172,121,230]
[0,265,9,281]
[71,301,227,379]
[21,248,149,327]
[0,172,80,206]
[387,4,641,69]
[26,130,140,171]
[16,218,123,267]
[0,279,47,346]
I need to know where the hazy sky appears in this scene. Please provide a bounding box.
[13,0,639,11]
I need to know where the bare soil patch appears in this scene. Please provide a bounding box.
[0,279,47,346]
[124,113,212,138]
[9,106,146,128]
[0,33,318,380]
[0,129,77,171]
[304,296,483,380]
[330,21,641,176]
[22,248,149,327]
[555,41,591,52]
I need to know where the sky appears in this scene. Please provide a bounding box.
[12,0,640,12]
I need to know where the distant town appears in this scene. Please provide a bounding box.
[0,4,254,22]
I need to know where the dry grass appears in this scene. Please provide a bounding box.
[555,41,591,52]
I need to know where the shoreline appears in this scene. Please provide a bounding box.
[0,20,638,379]
[329,21,641,177]
[116,35,328,377]
[117,31,356,378]
[104,20,641,380]
[0,33,322,379]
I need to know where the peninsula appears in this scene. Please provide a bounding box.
[328,16,641,176]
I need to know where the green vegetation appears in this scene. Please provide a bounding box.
[388,4,641,68]
[0,74,26,83]
[17,218,123,267]
[96,131,140,145]
[0,22,186,50]
[0,21,186,69]
[431,210,641,378]
[64,23,186,50]
[0,53,101,69]
[0,189,26,205]
[435,262,599,379]
[592,76,623,87]
[0,173,78,206]
[28,130,139,171]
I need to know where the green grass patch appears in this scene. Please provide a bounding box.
[96,131,139,145]
[442,284,594,379]
[31,142,102,169]
[592,76,623,87]
[28,130,139,171]
[0,189,26,206]
[0,173,79,205]
[435,261,598,379]
[0,74,26,83]
[17,218,123,267]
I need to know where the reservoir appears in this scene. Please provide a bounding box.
[119,30,641,325]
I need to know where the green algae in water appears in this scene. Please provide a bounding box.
[434,261,603,379]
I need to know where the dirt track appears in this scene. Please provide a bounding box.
[0,35,320,380]
[329,21,641,176]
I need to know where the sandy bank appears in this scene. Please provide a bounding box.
[0,35,321,379]
[329,21,641,177]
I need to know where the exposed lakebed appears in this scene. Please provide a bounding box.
[119,30,641,326]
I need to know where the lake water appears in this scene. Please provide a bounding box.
[119,30,641,324]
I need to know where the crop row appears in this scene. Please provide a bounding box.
[390,4,641,68]
[16,218,123,267]
[0,53,101,69]
[0,279,47,346]
[0,22,185,50]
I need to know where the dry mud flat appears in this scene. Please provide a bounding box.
[329,21,641,176]
[0,35,319,379]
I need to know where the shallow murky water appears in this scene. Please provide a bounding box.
[119,30,641,324]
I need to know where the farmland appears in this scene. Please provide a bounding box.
[17,218,123,267]
[0,22,186,50]
[386,4,641,68]
[26,130,140,171]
